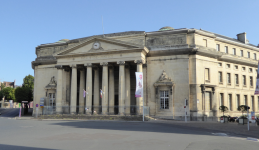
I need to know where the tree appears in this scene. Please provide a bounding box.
[219,105,228,117]
[237,105,248,116]
[1,83,5,90]
[2,87,15,101]
[22,75,34,90]
[0,90,3,99]
[15,87,32,103]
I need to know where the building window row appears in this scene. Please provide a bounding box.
[219,94,258,111]
[216,44,257,60]
[218,72,254,87]
[218,63,255,73]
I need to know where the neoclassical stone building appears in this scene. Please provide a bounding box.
[32,26,259,120]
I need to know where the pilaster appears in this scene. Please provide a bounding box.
[70,64,77,114]
[79,67,85,114]
[55,65,63,114]
[134,60,144,114]
[109,66,115,114]
[117,61,126,115]
[100,62,109,114]
[85,63,93,114]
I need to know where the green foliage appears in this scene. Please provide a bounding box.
[2,87,15,101]
[1,83,5,90]
[15,87,33,103]
[239,115,248,119]
[219,105,228,116]
[0,90,3,99]
[237,105,248,115]
[22,75,34,90]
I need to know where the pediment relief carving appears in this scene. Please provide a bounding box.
[45,76,57,89]
[154,70,174,86]
[54,37,143,57]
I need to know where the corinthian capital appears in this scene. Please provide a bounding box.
[117,61,125,65]
[134,60,145,64]
[84,63,92,67]
[100,62,108,66]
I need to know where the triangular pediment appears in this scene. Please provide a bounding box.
[54,37,143,57]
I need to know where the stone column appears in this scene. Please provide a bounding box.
[101,62,109,114]
[70,64,77,114]
[125,65,131,115]
[93,67,100,113]
[109,66,115,114]
[79,67,85,114]
[85,63,93,114]
[117,61,126,115]
[134,60,143,114]
[56,65,63,114]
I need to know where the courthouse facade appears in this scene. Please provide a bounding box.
[32,27,259,120]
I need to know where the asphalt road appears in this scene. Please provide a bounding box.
[0,108,19,118]
[0,118,258,150]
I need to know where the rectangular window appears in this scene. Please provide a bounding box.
[226,64,230,68]
[219,72,223,83]
[218,63,222,67]
[244,95,247,105]
[227,73,231,84]
[250,76,253,86]
[160,91,169,109]
[233,48,236,55]
[240,50,243,57]
[203,39,207,47]
[243,75,246,85]
[235,65,238,70]
[242,67,246,71]
[216,44,220,51]
[225,46,228,53]
[205,68,210,81]
[251,96,255,111]
[228,94,232,111]
[254,53,257,60]
[236,94,240,109]
[235,74,239,85]
[220,93,224,106]
[248,52,250,58]
[249,68,252,72]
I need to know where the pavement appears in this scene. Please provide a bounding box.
[1,109,259,150]
[13,114,259,140]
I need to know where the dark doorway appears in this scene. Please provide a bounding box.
[115,95,118,114]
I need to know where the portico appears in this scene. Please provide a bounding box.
[53,37,148,115]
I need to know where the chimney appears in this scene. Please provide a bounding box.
[237,32,249,44]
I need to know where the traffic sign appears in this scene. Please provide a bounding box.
[36,104,38,107]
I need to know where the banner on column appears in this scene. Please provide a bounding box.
[255,61,259,95]
[135,72,143,97]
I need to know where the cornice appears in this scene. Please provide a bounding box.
[55,48,145,58]
[216,37,259,51]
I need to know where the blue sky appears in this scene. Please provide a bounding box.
[0,0,258,85]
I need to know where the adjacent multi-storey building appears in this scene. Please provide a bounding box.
[32,26,259,120]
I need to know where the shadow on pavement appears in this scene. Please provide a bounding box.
[50,121,212,135]
[0,144,58,150]
[0,108,20,118]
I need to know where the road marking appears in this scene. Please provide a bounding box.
[247,137,258,142]
[212,133,227,136]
